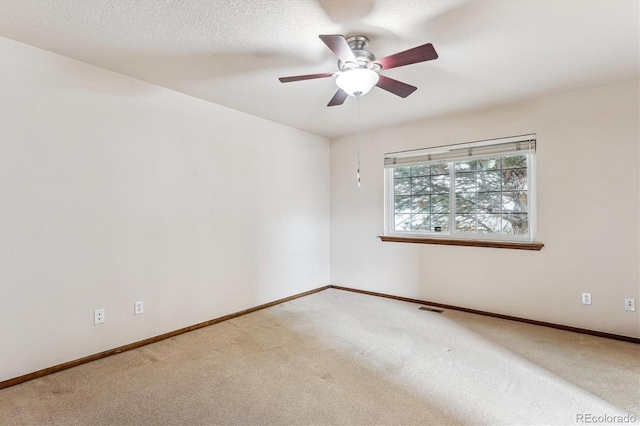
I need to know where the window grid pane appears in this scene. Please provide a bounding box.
[393,163,451,232]
[453,155,528,236]
[393,155,529,237]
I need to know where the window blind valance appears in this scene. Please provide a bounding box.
[384,134,536,168]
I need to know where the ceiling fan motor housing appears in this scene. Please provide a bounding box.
[338,35,379,71]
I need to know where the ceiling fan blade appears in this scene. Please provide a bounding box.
[371,43,438,71]
[375,75,417,98]
[319,35,358,65]
[327,89,348,107]
[279,72,334,83]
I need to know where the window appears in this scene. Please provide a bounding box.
[385,134,536,242]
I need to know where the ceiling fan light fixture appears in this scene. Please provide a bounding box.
[336,68,379,97]
[279,34,438,106]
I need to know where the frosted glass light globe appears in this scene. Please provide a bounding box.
[336,68,379,97]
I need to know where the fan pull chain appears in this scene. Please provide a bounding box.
[356,95,361,188]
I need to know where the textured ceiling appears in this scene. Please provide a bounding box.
[1,0,638,138]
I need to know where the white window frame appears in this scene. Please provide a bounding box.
[384,134,537,243]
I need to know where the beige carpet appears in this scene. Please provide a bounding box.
[1,288,638,425]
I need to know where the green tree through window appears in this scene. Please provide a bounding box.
[393,163,450,232]
[391,154,532,239]
[452,155,528,235]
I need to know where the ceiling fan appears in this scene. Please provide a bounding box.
[279,34,438,106]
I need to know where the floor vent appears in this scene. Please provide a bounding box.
[419,306,444,313]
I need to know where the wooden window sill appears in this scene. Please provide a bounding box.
[378,236,544,251]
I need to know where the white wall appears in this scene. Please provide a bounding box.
[331,80,640,338]
[0,37,330,381]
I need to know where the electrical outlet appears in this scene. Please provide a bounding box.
[582,293,592,305]
[625,298,635,312]
[314,265,319,274]
[135,301,144,315]
[94,309,105,324]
